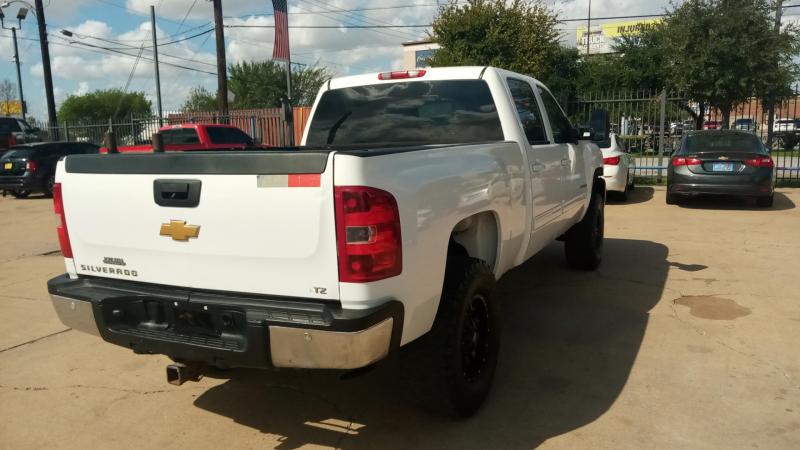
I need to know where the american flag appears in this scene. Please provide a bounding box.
[272,0,290,62]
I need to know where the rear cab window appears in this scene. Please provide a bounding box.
[305,79,504,147]
[206,127,253,145]
[161,128,201,145]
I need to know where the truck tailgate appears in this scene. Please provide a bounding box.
[58,151,340,300]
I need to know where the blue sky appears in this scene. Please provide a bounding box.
[1,0,794,122]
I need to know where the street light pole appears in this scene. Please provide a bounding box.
[33,0,57,129]
[150,5,163,124]
[586,0,591,56]
[11,26,25,120]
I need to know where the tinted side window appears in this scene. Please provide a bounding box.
[537,87,574,144]
[206,127,252,145]
[181,128,201,144]
[507,79,547,145]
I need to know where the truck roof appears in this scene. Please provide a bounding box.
[158,124,242,131]
[329,66,496,90]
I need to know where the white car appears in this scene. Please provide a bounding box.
[599,134,636,201]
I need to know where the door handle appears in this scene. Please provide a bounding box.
[561,158,571,166]
[531,164,545,173]
[154,179,202,207]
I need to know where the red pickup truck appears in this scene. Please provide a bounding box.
[101,124,269,153]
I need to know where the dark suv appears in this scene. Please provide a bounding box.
[0,142,100,198]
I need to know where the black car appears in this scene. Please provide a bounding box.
[0,142,100,198]
[666,131,775,207]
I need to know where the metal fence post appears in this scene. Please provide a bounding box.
[657,88,667,185]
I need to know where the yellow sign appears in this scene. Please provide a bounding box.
[159,221,201,241]
[1,101,22,115]
[577,19,662,54]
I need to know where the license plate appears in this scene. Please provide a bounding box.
[4,163,11,170]
[713,162,733,172]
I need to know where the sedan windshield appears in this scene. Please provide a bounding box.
[684,133,764,154]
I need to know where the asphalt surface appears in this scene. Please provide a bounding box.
[1,188,799,449]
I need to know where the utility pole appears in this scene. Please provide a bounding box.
[766,0,783,149]
[212,0,228,117]
[34,0,57,129]
[11,27,25,120]
[150,6,163,124]
[586,0,591,57]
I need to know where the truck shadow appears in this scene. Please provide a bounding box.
[193,238,670,449]
[676,192,795,211]
[607,186,654,205]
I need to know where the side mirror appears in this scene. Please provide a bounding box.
[589,109,611,143]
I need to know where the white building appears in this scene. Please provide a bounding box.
[402,40,440,70]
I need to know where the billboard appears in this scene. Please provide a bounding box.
[577,19,662,55]
[1,101,23,115]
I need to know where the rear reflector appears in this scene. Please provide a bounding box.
[334,186,402,283]
[673,157,701,166]
[744,157,774,167]
[256,174,321,188]
[53,183,73,258]
[378,70,426,80]
[603,156,620,165]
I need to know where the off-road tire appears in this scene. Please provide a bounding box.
[564,192,604,270]
[756,194,774,208]
[10,190,31,199]
[400,257,501,418]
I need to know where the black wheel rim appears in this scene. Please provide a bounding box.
[461,295,490,382]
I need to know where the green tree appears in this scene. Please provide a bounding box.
[427,0,565,85]
[661,0,800,128]
[181,86,218,111]
[227,60,334,109]
[58,89,152,121]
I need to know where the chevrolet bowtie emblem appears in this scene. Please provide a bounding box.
[718,156,729,160]
[160,221,200,241]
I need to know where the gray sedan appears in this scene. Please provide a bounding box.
[666,131,775,207]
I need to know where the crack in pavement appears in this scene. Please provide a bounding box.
[0,329,72,354]
[0,294,48,302]
[669,295,800,390]
[0,249,62,265]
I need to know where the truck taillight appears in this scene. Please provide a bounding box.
[8,136,16,146]
[744,157,774,167]
[673,157,701,166]
[53,183,73,258]
[26,160,38,171]
[603,156,620,165]
[378,70,426,80]
[334,186,402,283]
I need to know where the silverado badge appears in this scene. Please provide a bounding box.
[160,221,200,241]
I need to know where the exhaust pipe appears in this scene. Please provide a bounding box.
[166,361,207,386]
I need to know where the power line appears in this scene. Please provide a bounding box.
[226,2,466,18]
[285,1,421,41]
[53,34,216,67]
[225,24,431,28]
[225,36,371,72]
[0,34,218,76]
[91,0,187,27]
[299,0,427,41]
[165,30,214,95]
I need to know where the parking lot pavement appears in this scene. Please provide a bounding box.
[1,189,799,450]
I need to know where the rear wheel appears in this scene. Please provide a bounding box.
[628,172,635,190]
[42,174,56,198]
[756,194,774,208]
[400,257,501,417]
[564,192,604,270]
[618,175,629,202]
[10,190,31,199]
[666,190,679,205]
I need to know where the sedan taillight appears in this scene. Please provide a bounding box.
[603,156,620,165]
[673,157,702,166]
[53,183,74,258]
[744,157,774,167]
[334,186,402,283]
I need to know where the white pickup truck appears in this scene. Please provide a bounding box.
[47,66,608,417]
